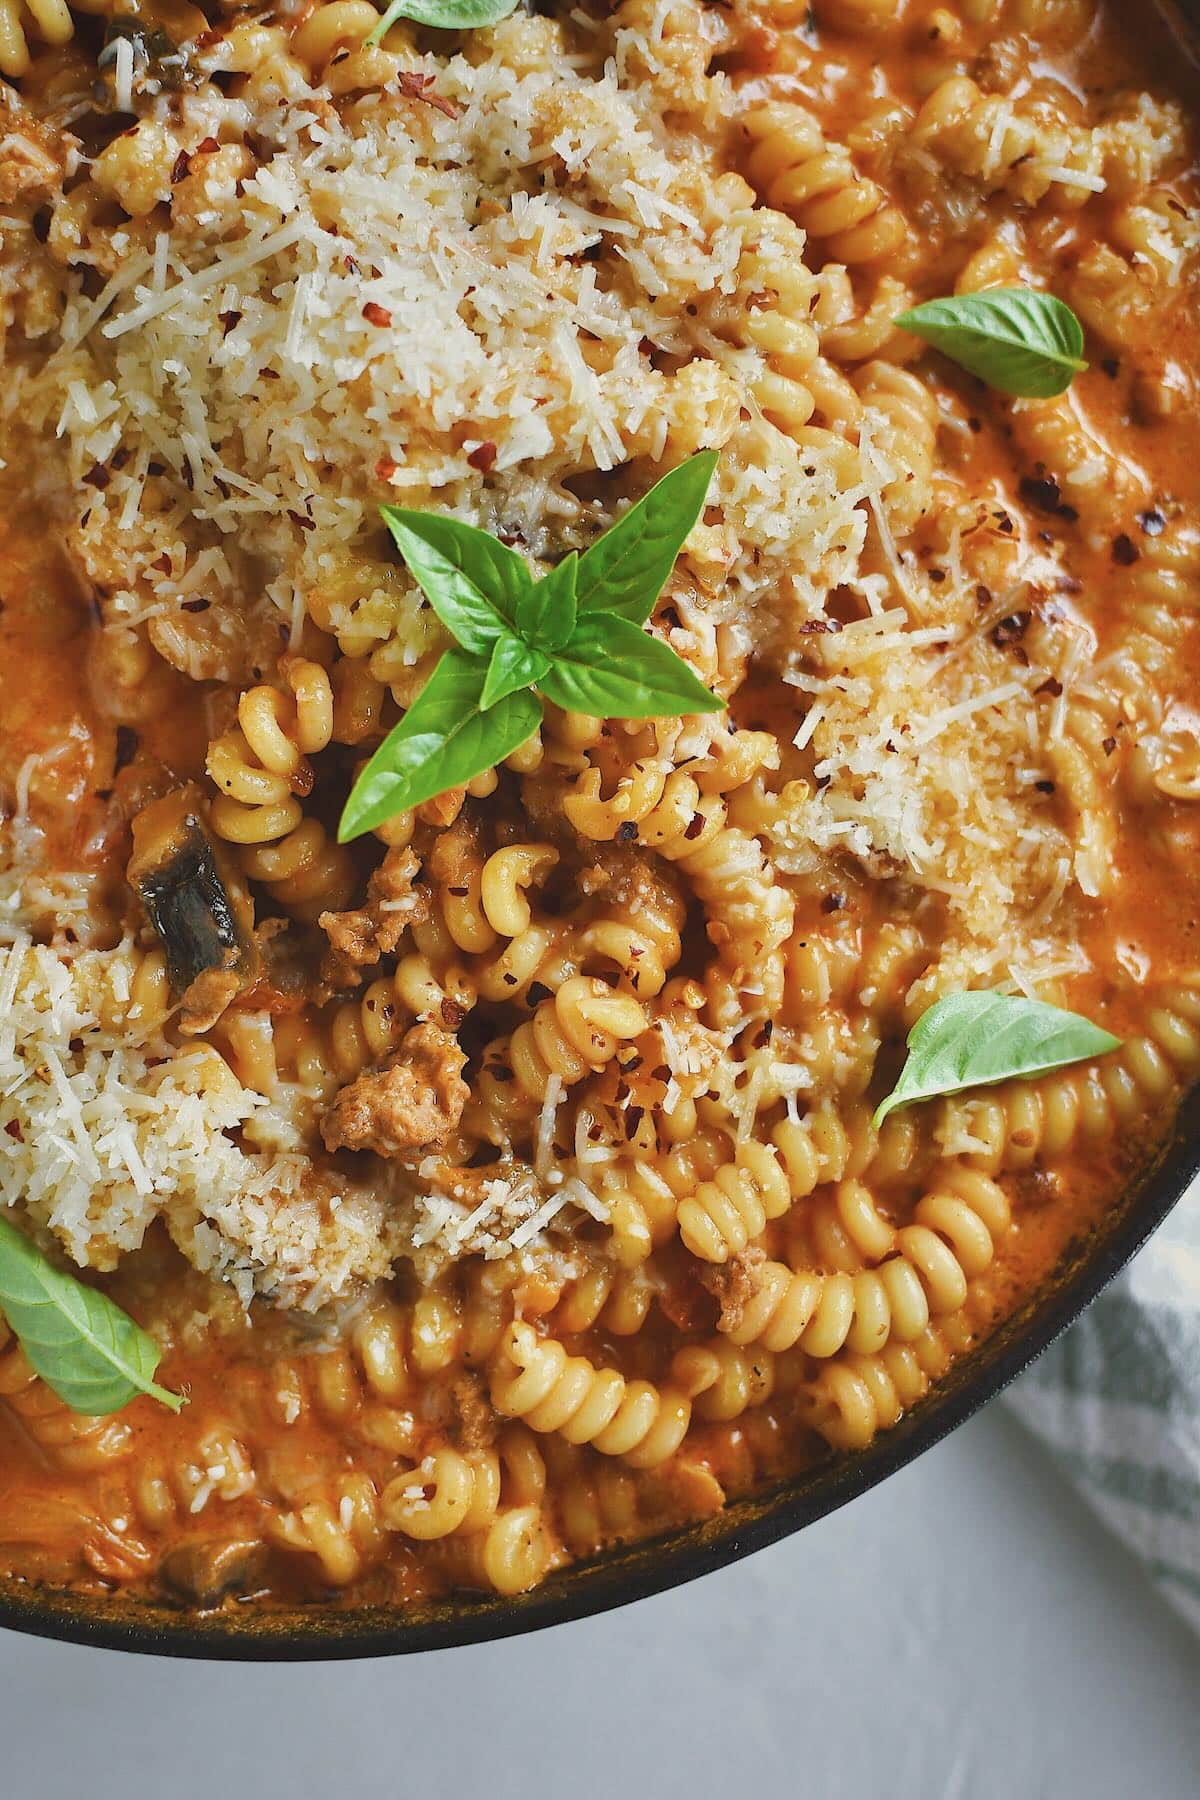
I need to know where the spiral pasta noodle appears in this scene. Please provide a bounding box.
[743,104,910,265]
[207,661,356,921]
[490,1323,692,1468]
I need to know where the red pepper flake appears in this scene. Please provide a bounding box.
[83,463,110,489]
[195,136,220,157]
[799,618,840,634]
[1102,736,1118,756]
[375,455,398,481]
[990,612,1030,648]
[624,1106,645,1141]
[288,509,316,532]
[180,596,210,613]
[683,814,705,840]
[821,892,845,912]
[441,999,465,1030]
[219,309,242,337]
[1111,534,1139,566]
[397,69,459,119]
[4,1121,22,1141]
[467,441,498,473]
[343,253,360,275]
[362,301,392,328]
[153,553,172,575]
[193,30,222,48]
[1035,675,1063,697]
[170,149,191,185]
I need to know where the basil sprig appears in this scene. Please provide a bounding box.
[366,0,519,45]
[0,1217,184,1415]
[895,290,1087,398]
[873,991,1121,1128]
[339,452,723,842]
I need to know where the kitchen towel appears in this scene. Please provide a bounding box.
[1004,1169,1200,1633]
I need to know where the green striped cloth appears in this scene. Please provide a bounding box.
[1004,1176,1200,1632]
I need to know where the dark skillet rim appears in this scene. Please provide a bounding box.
[0,1109,1196,1660]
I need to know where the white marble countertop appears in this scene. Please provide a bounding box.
[2,1402,1197,1800]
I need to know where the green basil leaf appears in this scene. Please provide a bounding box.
[339,647,542,841]
[538,614,724,718]
[873,991,1121,1128]
[894,290,1087,398]
[0,1217,183,1415]
[379,506,531,656]
[518,552,578,653]
[575,451,718,625]
[480,632,550,712]
[367,0,519,42]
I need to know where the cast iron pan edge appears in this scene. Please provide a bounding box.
[0,1107,1195,1660]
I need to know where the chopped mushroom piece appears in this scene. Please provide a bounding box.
[160,1537,268,1606]
[127,784,258,1033]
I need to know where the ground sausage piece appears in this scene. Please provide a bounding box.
[319,845,427,987]
[701,1248,765,1336]
[320,1023,468,1158]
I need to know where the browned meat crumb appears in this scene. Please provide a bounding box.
[0,92,65,204]
[700,1248,766,1335]
[320,1023,468,1158]
[319,845,427,988]
[424,810,483,889]
[448,1374,497,1452]
[177,964,244,1036]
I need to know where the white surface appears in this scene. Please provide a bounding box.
[1,1404,1197,1800]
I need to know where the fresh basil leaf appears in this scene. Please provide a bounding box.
[575,451,718,625]
[339,647,542,841]
[481,632,550,712]
[0,1217,183,1415]
[380,506,531,656]
[873,991,1121,1128]
[367,0,518,42]
[518,552,578,653]
[895,290,1087,399]
[538,614,724,718]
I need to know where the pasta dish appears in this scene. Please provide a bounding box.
[0,0,1197,1614]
